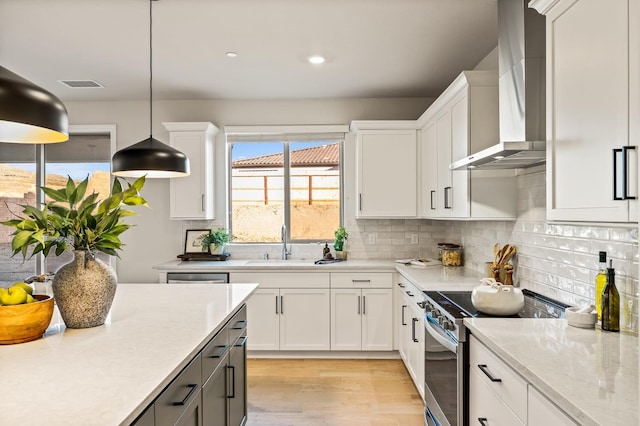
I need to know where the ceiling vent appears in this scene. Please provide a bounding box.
[59,80,104,88]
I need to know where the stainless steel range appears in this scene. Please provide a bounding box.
[422,289,568,426]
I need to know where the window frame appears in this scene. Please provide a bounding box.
[225,125,347,244]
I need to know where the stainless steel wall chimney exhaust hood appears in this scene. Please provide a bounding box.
[450,0,546,170]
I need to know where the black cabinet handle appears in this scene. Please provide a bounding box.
[430,190,436,210]
[477,364,502,382]
[402,305,407,325]
[231,320,247,330]
[275,295,279,314]
[398,283,405,288]
[357,295,361,314]
[406,291,414,297]
[235,335,248,347]
[208,345,227,359]
[444,186,452,209]
[359,193,362,211]
[227,365,235,398]
[172,384,198,406]
[613,146,637,200]
[280,295,284,314]
[478,418,489,426]
[411,318,419,342]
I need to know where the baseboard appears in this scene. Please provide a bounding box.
[247,350,400,359]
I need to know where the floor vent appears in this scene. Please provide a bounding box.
[59,80,104,88]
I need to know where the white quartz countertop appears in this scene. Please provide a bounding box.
[154,258,397,272]
[395,264,484,291]
[465,318,639,426]
[0,283,259,426]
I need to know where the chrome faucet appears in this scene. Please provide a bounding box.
[281,224,292,260]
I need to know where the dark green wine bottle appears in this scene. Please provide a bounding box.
[601,260,620,332]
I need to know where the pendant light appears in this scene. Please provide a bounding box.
[112,0,190,178]
[0,65,69,143]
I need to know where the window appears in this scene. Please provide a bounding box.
[0,126,114,286]
[227,127,345,243]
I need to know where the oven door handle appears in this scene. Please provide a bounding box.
[425,316,458,354]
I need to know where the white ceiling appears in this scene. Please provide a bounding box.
[1,0,498,102]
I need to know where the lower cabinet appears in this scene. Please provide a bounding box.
[236,272,331,351]
[133,305,247,426]
[469,334,578,426]
[330,272,393,351]
[396,274,425,399]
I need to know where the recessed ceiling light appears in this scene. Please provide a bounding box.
[307,55,325,65]
[226,52,238,58]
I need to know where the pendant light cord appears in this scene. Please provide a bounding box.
[149,0,154,138]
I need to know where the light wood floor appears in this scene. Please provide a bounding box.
[246,358,425,426]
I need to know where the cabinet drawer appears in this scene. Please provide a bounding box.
[201,326,229,382]
[331,272,392,288]
[469,367,525,426]
[231,272,330,288]
[155,354,202,426]
[227,304,247,344]
[469,335,527,422]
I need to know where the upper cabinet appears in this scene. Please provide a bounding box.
[351,121,418,218]
[418,71,518,220]
[531,0,639,222]
[163,122,219,220]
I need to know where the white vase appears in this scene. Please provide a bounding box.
[210,244,226,255]
[52,250,117,329]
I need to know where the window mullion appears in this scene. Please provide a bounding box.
[283,142,291,238]
[35,145,45,275]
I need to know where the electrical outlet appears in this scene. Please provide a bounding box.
[411,234,418,244]
[368,233,376,245]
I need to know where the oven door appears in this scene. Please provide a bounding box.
[424,315,461,426]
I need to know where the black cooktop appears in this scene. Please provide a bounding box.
[424,289,569,319]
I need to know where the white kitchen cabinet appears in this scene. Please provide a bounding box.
[163,122,219,220]
[396,273,424,399]
[330,272,393,351]
[469,334,579,426]
[234,272,331,351]
[528,386,577,426]
[531,0,639,222]
[351,121,418,218]
[418,71,517,220]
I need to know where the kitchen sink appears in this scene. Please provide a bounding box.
[244,260,319,267]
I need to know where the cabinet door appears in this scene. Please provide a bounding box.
[361,289,393,351]
[436,109,453,217]
[407,300,425,398]
[175,389,203,426]
[397,282,411,363]
[202,353,228,426]
[420,122,439,218]
[528,385,577,426]
[331,289,362,350]
[245,289,279,350]
[545,0,635,222]
[228,335,247,426]
[356,130,417,218]
[450,92,471,218]
[165,122,218,220]
[279,288,330,350]
[469,368,524,426]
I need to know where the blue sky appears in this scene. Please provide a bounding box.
[231,141,332,161]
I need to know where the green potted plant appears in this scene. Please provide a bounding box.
[201,228,230,254]
[333,225,348,260]
[1,175,148,329]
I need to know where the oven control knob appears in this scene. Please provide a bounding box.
[430,309,439,318]
[437,315,445,326]
[442,319,455,331]
[425,302,433,311]
[417,301,427,309]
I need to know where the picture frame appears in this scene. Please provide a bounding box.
[184,229,210,254]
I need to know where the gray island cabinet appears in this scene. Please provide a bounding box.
[0,283,258,426]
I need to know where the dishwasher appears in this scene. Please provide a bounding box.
[166,272,230,284]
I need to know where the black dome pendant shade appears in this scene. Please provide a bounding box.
[0,65,69,144]
[112,136,189,178]
[111,0,190,178]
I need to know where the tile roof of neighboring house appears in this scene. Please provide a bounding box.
[232,143,339,169]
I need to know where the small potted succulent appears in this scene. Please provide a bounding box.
[201,228,230,254]
[333,225,348,260]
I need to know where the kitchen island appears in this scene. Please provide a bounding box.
[0,283,258,426]
[465,318,638,426]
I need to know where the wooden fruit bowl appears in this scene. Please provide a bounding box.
[0,295,54,344]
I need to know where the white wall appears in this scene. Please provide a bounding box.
[64,97,433,282]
